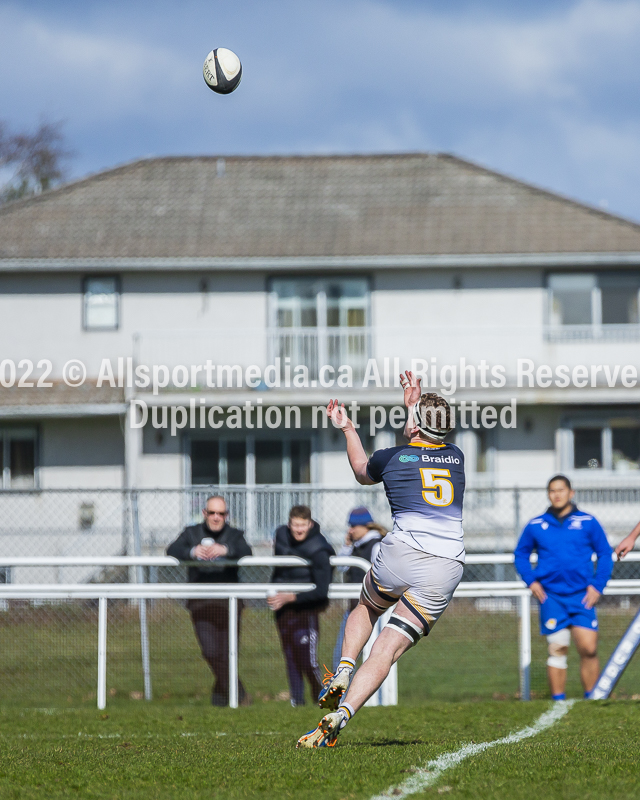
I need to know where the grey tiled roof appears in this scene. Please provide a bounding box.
[0,383,125,407]
[1,153,640,259]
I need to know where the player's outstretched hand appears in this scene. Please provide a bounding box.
[326,399,355,432]
[400,370,422,408]
[582,585,601,609]
[615,532,637,560]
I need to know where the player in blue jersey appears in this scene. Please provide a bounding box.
[297,372,465,748]
[514,474,612,700]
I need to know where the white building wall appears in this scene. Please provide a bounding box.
[0,272,268,378]
[3,266,640,490]
[38,418,125,488]
[373,268,547,377]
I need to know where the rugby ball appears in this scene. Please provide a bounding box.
[203,48,242,94]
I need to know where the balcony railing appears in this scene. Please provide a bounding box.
[134,327,372,381]
[267,326,372,382]
[544,324,640,343]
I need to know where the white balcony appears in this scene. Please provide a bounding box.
[134,327,372,382]
[544,324,640,343]
[267,327,372,381]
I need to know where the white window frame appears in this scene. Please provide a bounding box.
[0,428,38,489]
[268,277,371,380]
[268,276,370,330]
[560,419,640,472]
[546,272,640,341]
[83,276,120,331]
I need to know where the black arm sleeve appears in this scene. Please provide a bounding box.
[294,550,332,605]
[166,529,194,561]
[224,530,252,559]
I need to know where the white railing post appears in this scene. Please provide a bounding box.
[363,616,382,707]
[97,596,107,710]
[380,605,398,706]
[363,607,398,707]
[131,492,153,701]
[139,598,152,701]
[228,597,239,708]
[519,591,531,701]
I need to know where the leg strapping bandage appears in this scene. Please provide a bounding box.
[385,614,424,646]
[361,572,399,613]
[547,628,570,669]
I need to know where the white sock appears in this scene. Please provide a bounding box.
[338,657,356,672]
[337,702,355,729]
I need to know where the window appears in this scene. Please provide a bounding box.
[191,441,219,484]
[255,441,283,484]
[190,440,245,485]
[574,428,602,469]
[84,277,119,330]
[269,277,370,379]
[190,438,312,485]
[612,427,640,471]
[271,277,368,330]
[547,272,640,340]
[226,442,247,484]
[1,429,37,488]
[290,440,311,483]
[570,421,640,471]
[549,274,595,326]
[600,273,639,324]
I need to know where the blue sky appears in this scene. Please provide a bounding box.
[2,0,640,220]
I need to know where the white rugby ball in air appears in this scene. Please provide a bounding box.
[203,48,242,94]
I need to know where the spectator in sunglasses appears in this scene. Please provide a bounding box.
[167,495,252,706]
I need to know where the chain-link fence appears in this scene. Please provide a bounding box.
[1,585,639,708]
[1,485,640,708]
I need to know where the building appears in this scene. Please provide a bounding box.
[1,152,640,508]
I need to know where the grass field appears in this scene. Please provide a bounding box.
[0,700,638,799]
[1,599,639,799]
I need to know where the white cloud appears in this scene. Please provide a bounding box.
[0,5,192,120]
[325,0,640,104]
[2,0,640,217]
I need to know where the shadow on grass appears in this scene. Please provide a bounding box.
[352,738,425,747]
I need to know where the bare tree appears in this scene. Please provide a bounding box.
[0,120,72,203]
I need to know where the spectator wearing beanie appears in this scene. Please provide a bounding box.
[332,506,387,668]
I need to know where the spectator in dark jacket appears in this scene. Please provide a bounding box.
[267,505,335,706]
[333,506,387,668]
[166,495,252,706]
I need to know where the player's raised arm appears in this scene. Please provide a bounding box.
[399,370,422,409]
[326,400,375,486]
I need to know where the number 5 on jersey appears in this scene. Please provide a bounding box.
[420,468,454,507]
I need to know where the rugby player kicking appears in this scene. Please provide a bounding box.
[297,372,465,748]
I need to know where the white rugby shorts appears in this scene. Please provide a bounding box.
[361,536,463,633]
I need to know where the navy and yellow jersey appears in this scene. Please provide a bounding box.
[366,441,466,562]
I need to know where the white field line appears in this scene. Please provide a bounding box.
[370,700,576,800]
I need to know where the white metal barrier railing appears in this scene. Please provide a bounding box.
[0,552,636,568]
[0,555,638,710]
